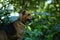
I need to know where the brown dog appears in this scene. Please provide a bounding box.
[13,10,33,40]
[0,30,8,40]
[4,10,33,40]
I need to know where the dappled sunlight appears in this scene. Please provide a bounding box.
[46,0,52,4]
[9,12,19,22]
[0,4,2,8]
[8,4,14,10]
[0,0,60,40]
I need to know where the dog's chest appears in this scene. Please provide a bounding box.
[5,21,25,40]
[13,21,25,39]
[14,21,25,33]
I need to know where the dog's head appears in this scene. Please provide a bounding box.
[18,10,33,24]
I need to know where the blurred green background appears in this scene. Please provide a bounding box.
[0,0,60,40]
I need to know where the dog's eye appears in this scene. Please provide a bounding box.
[28,14,30,16]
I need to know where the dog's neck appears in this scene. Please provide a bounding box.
[17,19,25,24]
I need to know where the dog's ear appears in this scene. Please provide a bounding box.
[22,10,26,15]
[18,10,26,15]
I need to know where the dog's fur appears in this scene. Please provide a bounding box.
[13,10,32,40]
[0,30,8,40]
[3,10,32,40]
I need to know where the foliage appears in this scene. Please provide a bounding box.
[0,0,60,40]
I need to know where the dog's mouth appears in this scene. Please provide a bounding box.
[25,19,32,25]
[26,19,32,22]
[26,17,35,23]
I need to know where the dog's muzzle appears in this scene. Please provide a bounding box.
[26,17,35,22]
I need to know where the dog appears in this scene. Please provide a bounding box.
[0,30,8,40]
[3,10,33,40]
